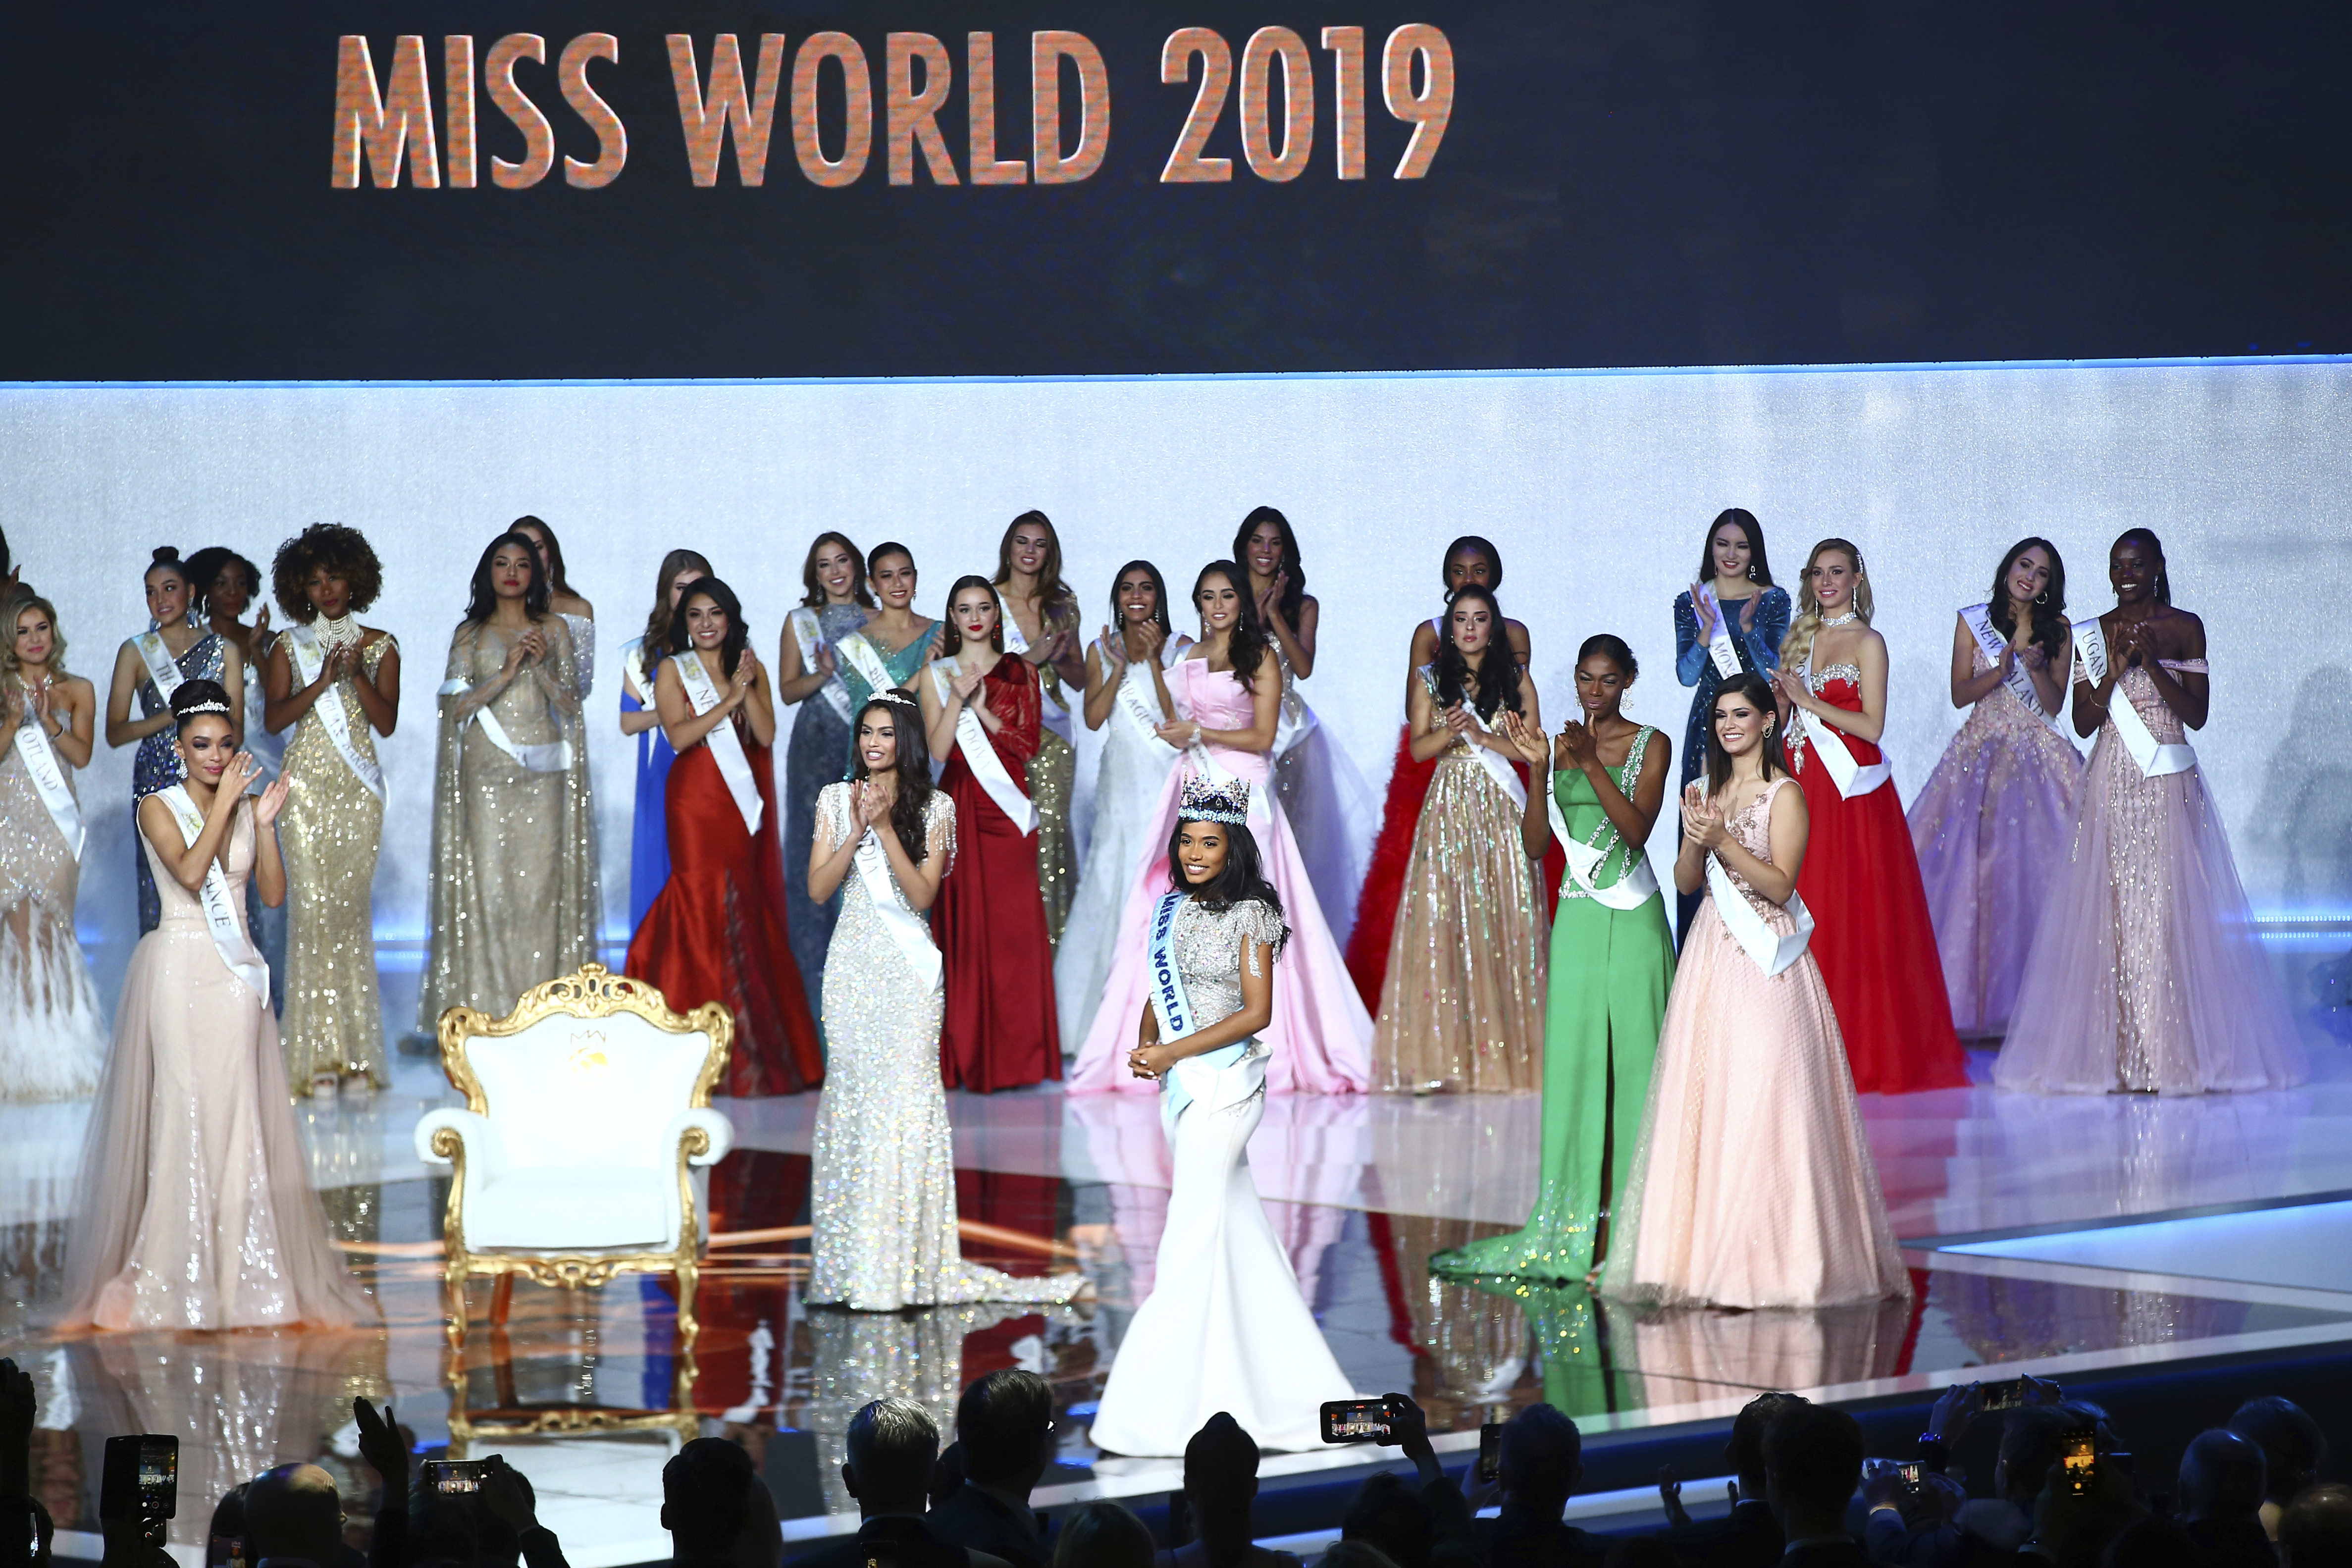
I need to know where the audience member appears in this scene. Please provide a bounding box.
[1321,1545,1404,1568]
[794,1399,1009,1568]
[1658,1392,1806,1568]
[1604,1539,1679,1568]
[1162,1412,1300,1568]
[247,1464,348,1568]
[2177,1431,2276,1568]
[1342,1473,1432,1568]
[931,1371,1056,1568]
[663,1437,782,1568]
[1762,1404,1868,1568]
[2099,1517,2200,1568]
[1476,1404,1605,1568]
[478,1463,569,1568]
[2278,1484,2352,1568]
[1954,1407,2081,1556]
[2231,1401,2330,1543]
[1049,1502,1153,1568]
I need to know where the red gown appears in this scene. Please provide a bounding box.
[1789,672,1968,1095]
[935,657,1062,1093]
[625,727,823,1097]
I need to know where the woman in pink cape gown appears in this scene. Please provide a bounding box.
[1071,563,1371,1096]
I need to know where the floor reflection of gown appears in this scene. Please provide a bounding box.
[127,628,228,934]
[621,639,679,936]
[0,727,105,1100]
[1374,1215,1527,1425]
[1906,638,2085,1039]
[782,604,867,1023]
[1996,659,2307,1095]
[61,802,366,1330]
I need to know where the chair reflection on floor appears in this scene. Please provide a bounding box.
[442,1285,700,1458]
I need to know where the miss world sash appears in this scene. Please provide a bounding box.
[853,825,942,991]
[789,608,857,725]
[1790,659,1892,798]
[930,661,1038,834]
[157,784,270,1003]
[2072,619,2197,778]
[11,708,84,860]
[675,653,763,834]
[1960,603,2068,736]
[285,626,385,801]
[1144,889,1252,1132]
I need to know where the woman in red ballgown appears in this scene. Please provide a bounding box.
[624,577,822,1096]
[1772,539,1966,1095]
[920,575,1061,1093]
[1344,536,1557,1008]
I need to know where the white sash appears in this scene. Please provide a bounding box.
[133,631,188,704]
[1791,659,1892,798]
[1547,736,1661,912]
[157,784,269,1003]
[285,627,385,801]
[930,661,1038,835]
[1145,888,1200,1044]
[11,710,84,860]
[1271,647,1317,758]
[1695,585,1743,679]
[676,653,763,834]
[999,610,1073,743]
[835,629,898,703]
[620,637,654,707]
[1429,674,1527,808]
[1107,637,1183,759]
[1961,604,2066,736]
[790,608,857,726]
[2073,619,2196,778]
[1707,852,1814,977]
[437,677,574,774]
[854,825,942,991]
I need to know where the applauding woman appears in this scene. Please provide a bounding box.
[1672,511,1790,940]
[920,577,1060,1093]
[627,578,822,1095]
[619,549,712,934]
[994,513,1086,945]
[509,517,596,696]
[1601,673,1906,1309]
[418,532,601,1031]
[0,591,105,1101]
[776,533,868,1015]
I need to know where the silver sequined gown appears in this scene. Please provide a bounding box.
[0,715,104,1100]
[805,782,1085,1310]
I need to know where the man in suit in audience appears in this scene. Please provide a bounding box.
[1763,1404,1869,1568]
[2179,1430,2278,1568]
[663,1438,782,1568]
[928,1371,1056,1568]
[1660,1393,1807,1568]
[1474,1404,1607,1568]
[795,1400,1011,1568]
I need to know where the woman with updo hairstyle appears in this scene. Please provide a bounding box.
[106,546,245,933]
[1436,631,1675,1283]
[61,678,365,1331]
[185,546,279,773]
[1997,528,2304,1094]
[625,576,822,1096]
[261,523,398,1098]
[1371,582,1549,1094]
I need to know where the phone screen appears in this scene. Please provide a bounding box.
[1977,1378,2028,1413]
[1897,1462,1922,1495]
[103,1435,179,1522]
[1320,1399,1392,1444]
[1477,1422,1503,1484]
[422,1461,492,1495]
[2060,1431,2096,1496]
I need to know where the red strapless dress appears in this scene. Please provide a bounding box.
[1789,673,1967,1095]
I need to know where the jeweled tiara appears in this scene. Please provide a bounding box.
[1178,773,1250,826]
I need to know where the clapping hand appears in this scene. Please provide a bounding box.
[1689,582,1720,641]
[252,774,292,828]
[1497,709,1549,766]
[812,642,835,679]
[2018,641,2047,672]
[729,647,762,706]
[1256,571,1289,627]
[1556,719,1600,772]
[950,661,986,704]
[1681,784,1728,851]
[253,604,272,641]
[221,751,264,803]
[1440,702,1477,740]
[1098,626,1127,671]
[853,779,891,829]
[1132,619,1166,663]
[1772,667,1812,711]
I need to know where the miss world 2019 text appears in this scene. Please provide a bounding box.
[331,26,1454,190]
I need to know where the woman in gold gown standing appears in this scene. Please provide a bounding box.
[993,512,1085,945]
[418,531,601,1032]
[263,525,399,1098]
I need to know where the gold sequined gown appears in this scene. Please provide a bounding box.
[1371,672,1548,1093]
[1031,623,1079,946]
[277,633,392,1088]
[805,782,1085,1310]
[0,722,105,1100]
[418,619,602,1030]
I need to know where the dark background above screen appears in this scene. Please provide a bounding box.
[4,0,2348,380]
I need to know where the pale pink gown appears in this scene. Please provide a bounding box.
[1069,658,1372,1095]
[1600,778,1909,1309]
[1994,659,2306,1095]
[61,802,365,1330]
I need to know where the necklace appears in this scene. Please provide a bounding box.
[314,611,362,650]
[1820,608,1861,628]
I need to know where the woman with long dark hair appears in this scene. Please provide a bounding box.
[994,512,1086,945]
[775,532,870,1016]
[1905,538,2085,1039]
[1997,530,2304,1094]
[508,515,597,695]
[803,692,1086,1309]
[1600,672,1906,1308]
[626,578,822,1095]
[919,576,1059,1092]
[418,532,600,1033]
[1071,562,1371,1095]
[1054,559,1192,1053]
[618,548,713,934]
[1372,584,1549,1093]
[260,524,399,1098]
[106,547,244,933]
[1089,781,1352,1455]
[833,542,941,749]
[1671,509,1791,940]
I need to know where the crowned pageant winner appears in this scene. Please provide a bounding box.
[1087,774,1355,1457]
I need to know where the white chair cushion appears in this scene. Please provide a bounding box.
[467,1166,676,1252]
[469,1012,713,1171]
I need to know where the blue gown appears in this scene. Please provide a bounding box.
[782,604,876,1028]
[621,639,679,937]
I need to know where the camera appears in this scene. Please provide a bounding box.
[1477,1419,1503,1484]
[1319,1399,1395,1445]
[101,1436,179,1527]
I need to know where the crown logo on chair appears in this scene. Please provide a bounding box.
[1179,773,1251,826]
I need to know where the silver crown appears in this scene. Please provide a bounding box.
[869,689,918,708]
[1179,773,1251,825]
[179,700,233,717]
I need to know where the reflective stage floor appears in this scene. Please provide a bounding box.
[4,967,2350,1566]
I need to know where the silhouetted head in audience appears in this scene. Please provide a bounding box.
[1997,1408,2082,1506]
[207,1485,248,1568]
[2179,1430,2267,1526]
[1183,1412,1264,1566]
[1319,1543,1404,1568]
[2280,1483,2352,1568]
[245,1464,344,1568]
[1603,1537,1680,1568]
[2100,1516,2202,1568]
[1341,1470,1432,1568]
[2230,1399,2328,1511]
[1049,1501,1154,1568]
[402,1481,479,1568]
[1726,1393,1810,1499]
[843,1398,940,1521]
[661,1436,780,1568]
[1762,1404,1865,1542]
[1498,1403,1584,1521]
[955,1369,1057,1503]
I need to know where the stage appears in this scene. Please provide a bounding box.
[3,941,2350,1565]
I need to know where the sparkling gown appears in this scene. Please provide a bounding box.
[1371,669,1548,1093]
[805,782,1086,1310]
[1601,779,1910,1309]
[1995,657,2307,1094]
[836,622,938,752]
[1672,586,1790,939]
[61,801,366,1330]
[1012,598,1083,948]
[1435,729,1675,1281]
[418,619,602,1030]
[127,628,229,934]
[1089,895,1356,1456]
[1788,665,1968,1094]
[1906,634,2085,1038]
[1346,724,1440,1009]
[782,603,868,1023]
[1055,635,1186,1054]
[0,717,104,1100]
[1070,658,1373,1096]
[620,639,679,935]
[240,641,289,1012]
[276,632,392,1090]
[559,613,595,698]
